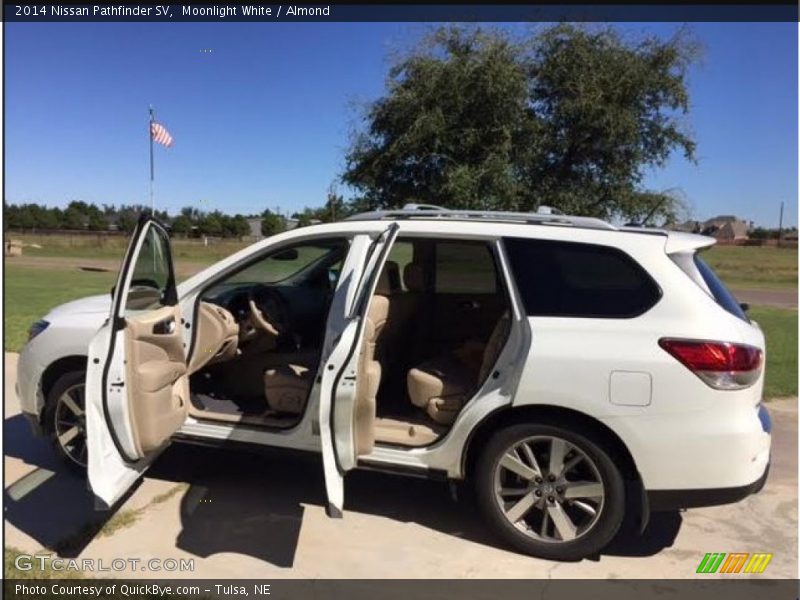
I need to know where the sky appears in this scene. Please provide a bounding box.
[4,21,798,227]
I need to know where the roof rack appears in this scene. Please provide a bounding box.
[346,204,617,231]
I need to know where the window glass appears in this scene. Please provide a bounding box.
[504,238,660,318]
[203,239,349,302]
[125,224,174,312]
[435,242,497,294]
[224,241,346,286]
[694,255,749,322]
[382,241,414,291]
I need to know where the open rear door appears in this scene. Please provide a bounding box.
[319,223,399,517]
[86,215,189,508]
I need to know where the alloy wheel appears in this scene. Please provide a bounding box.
[53,383,88,467]
[493,435,605,543]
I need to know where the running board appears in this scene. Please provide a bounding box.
[356,459,449,481]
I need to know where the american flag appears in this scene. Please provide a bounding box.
[150,121,173,147]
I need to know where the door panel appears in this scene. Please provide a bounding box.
[124,305,188,456]
[87,216,186,508]
[319,224,399,518]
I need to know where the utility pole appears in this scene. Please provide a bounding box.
[778,200,784,247]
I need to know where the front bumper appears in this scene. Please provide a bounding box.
[648,460,770,511]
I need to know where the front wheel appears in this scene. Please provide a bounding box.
[44,370,88,473]
[474,423,625,561]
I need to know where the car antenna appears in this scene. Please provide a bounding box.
[625,198,666,227]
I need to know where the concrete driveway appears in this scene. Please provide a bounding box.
[4,353,796,578]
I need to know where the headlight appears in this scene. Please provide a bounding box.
[27,320,50,342]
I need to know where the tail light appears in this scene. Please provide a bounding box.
[659,338,763,390]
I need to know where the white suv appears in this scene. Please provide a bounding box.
[16,208,771,561]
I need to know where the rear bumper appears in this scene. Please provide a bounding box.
[648,459,770,511]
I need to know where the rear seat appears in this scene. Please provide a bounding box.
[407,313,510,424]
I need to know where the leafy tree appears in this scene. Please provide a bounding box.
[228,214,251,238]
[170,214,193,236]
[115,209,138,234]
[198,212,223,237]
[261,209,286,237]
[87,211,109,231]
[37,206,62,229]
[62,201,88,229]
[343,25,699,222]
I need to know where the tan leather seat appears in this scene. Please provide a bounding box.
[407,313,510,425]
[262,290,390,422]
[352,293,389,455]
[264,363,314,414]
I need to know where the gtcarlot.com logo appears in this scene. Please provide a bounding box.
[696,552,772,574]
[14,554,195,573]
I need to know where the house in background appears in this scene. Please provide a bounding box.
[672,215,750,243]
[245,215,304,240]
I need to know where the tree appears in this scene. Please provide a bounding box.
[62,201,89,229]
[170,214,193,236]
[343,25,699,222]
[261,209,286,237]
[228,214,251,238]
[198,211,223,237]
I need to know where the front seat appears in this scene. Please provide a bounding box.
[263,361,314,414]
[263,285,390,419]
[407,313,510,425]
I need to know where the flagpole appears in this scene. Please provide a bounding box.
[149,105,155,215]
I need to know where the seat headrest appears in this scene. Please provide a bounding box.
[403,263,425,292]
[375,260,401,295]
[365,295,390,341]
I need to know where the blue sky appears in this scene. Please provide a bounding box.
[5,21,797,226]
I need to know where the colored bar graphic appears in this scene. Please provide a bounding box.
[697,552,772,574]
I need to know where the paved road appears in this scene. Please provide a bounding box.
[732,288,797,310]
[4,353,797,578]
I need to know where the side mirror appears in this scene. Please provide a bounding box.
[739,302,750,312]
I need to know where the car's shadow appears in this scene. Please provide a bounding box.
[3,413,130,557]
[5,415,682,567]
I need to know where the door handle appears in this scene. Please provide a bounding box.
[153,319,176,335]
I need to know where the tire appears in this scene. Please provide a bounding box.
[474,422,625,561]
[43,370,88,473]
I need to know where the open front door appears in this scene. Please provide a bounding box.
[319,223,399,517]
[86,216,189,508]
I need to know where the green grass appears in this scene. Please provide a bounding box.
[749,306,798,398]
[5,266,116,351]
[12,232,248,264]
[703,245,797,291]
[51,484,189,556]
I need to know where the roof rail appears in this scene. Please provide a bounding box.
[346,208,617,231]
[402,202,447,211]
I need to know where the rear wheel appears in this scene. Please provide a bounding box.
[474,423,625,560]
[44,370,88,472]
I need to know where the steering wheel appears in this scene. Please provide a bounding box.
[246,285,291,337]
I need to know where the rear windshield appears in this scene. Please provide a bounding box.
[693,255,749,322]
